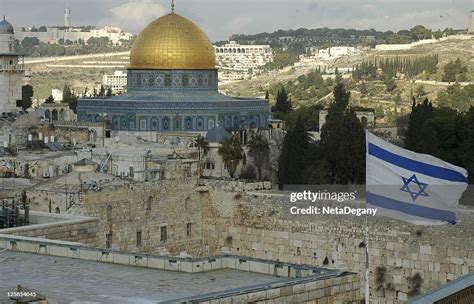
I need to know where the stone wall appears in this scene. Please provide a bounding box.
[0,233,361,303]
[201,189,474,303]
[1,212,99,246]
[14,178,472,302]
[173,274,360,304]
[78,178,205,256]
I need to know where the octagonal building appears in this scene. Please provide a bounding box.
[77,11,270,135]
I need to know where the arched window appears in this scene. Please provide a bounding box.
[162,117,170,130]
[151,118,158,130]
[185,117,193,130]
[140,118,147,131]
[147,196,153,210]
[55,206,60,214]
[45,110,51,120]
[196,117,204,131]
[52,109,59,121]
[113,117,120,129]
[107,205,112,221]
[233,116,239,129]
[121,117,127,130]
[174,117,181,131]
[185,197,190,210]
[208,118,215,130]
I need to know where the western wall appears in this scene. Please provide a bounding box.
[8,177,473,302]
[199,180,474,302]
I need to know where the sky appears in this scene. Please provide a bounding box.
[2,0,472,41]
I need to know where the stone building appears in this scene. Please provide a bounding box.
[77,11,270,134]
[214,41,273,82]
[0,17,24,114]
[3,176,472,302]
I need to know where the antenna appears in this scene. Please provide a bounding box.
[171,0,175,13]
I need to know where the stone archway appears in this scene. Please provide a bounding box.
[52,109,59,121]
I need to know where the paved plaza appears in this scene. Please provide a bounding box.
[0,251,280,303]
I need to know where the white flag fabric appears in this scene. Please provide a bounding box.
[366,132,468,225]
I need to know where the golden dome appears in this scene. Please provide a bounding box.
[129,13,216,70]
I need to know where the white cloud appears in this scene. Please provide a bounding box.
[98,0,167,33]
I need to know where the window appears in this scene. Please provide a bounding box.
[185,117,193,130]
[186,223,192,237]
[162,117,170,130]
[107,205,112,221]
[147,196,153,210]
[106,232,113,248]
[174,117,181,130]
[136,231,142,247]
[140,119,147,131]
[160,226,167,242]
[196,117,204,131]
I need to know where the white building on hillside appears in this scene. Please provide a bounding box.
[214,41,273,82]
[51,89,63,102]
[90,26,133,45]
[14,26,133,45]
[102,70,127,93]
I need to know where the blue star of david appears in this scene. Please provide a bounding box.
[400,174,429,201]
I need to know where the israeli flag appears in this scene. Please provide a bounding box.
[366,132,468,225]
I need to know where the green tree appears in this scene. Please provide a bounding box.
[277,115,309,189]
[218,134,244,178]
[248,134,270,180]
[405,98,434,153]
[443,59,468,83]
[384,76,396,92]
[62,84,78,113]
[326,77,334,87]
[44,95,55,104]
[462,108,474,183]
[195,135,210,178]
[99,85,106,97]
[272,87,292,116]
[394,92,402,105]
[360,82,368,97]
[285,104,324,131]
[21,84,34,110]
[335,68,343,84]
[319,83,366,184]
[62,85,72,103]
[404,100,473,187]
[415,85,426,98]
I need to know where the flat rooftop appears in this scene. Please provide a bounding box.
[0,251,281,304]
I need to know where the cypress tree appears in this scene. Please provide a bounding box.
[319,83,366,184]
[277,115,309,189]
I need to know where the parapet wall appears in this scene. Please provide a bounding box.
[0,234,361,303]
[202,189,474,303]
[0,212,99,246]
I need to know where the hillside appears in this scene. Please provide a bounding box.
[220,35,473,124]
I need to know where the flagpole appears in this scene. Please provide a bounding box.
[365,214,370,304]
[365,130,370,304]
